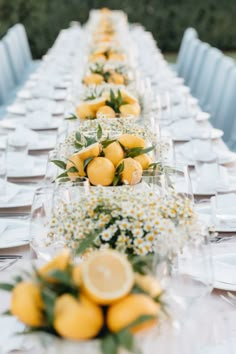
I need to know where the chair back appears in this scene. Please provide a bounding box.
[0,42,16,104]
[10,23,32,65]
[188,41,210,92]
[176,27,198,76]
[180,37,201,83]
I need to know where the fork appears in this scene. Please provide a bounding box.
[0,255,22,271]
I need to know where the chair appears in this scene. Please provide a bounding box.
[179,37,201,84]
[193,47,223,107]
[212,67,236,144]
[202,57,235,118]
[176,28,198,76]
[0,42,18,110]
[10,24,32,66]
[2,30,27,84]
[187,42,210,93]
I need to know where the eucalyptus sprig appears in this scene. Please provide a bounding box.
[106,89,127,113]
[112,161,124,186]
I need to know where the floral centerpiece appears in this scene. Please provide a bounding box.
[46,187,199,259]
[0,249,164,354]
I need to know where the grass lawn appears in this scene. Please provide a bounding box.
[164,51,236,64]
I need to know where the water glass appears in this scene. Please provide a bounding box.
[53,177,90,206]
[30,185,55,260]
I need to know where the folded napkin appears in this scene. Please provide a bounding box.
[7,154,35,173]
[170,118,196,139]
[12,126,38,145]
[26,110,53,129]
[26,98,57,113]
[195,164,229,193]
[0,182,20,203]
[211,193,236,227]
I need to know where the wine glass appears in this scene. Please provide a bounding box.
[53,177,90,206]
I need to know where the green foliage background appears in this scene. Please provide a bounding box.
[0,0,235,58]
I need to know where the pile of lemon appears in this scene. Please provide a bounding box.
[66,133,153,186]
[10,250,161,341]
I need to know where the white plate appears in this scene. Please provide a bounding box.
[0,184,36,208]
[0,134,56,151]
[7,156,47,178]
[213,253,236,290]
[7,102,64,116]
[17,89,67,101]
[0,218,29,248]
[0,118,61,131]
[197,204,236,232]
[172,128,223,142]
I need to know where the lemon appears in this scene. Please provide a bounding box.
[87,157,115,186]
[108,73,125,85]
[120,89,138,104]
[66,153,86,178]
[54,294,103,340]
[11,282,44,327]
[108,53,126,61]
[83,73,104,85]
[117,158,142,185]
[76,103,95,120]
[72,264,82,287]
[86,96,107,112]
[107,294,158,333]
[96,105,116,118]
[134,273,162,298]
[118,134,145,149]
[89,53,106,62]
[103,141,125,167]
[134,154,152,170]
[39,249,71,282]
[81,250,134,305]
[78,142,101,161]
[120,103,140,118]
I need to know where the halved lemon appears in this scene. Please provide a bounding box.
[81,250,134,305]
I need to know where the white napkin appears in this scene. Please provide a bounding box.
[0,182,20,203]
[12,126,38,145]
[7,154,35,173]
[170,118,196,139]
[211,193,236,227]
[195,165,229,193]
[26,98,57,113]
[26,110,53,129]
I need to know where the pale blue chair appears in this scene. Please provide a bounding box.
[202,57,235,118]
[176,28,198,76]
[179,37,201,84]
[212,67,236,144]
[0,42,20,118]
[193,47,223,106]
[187,42,210,93]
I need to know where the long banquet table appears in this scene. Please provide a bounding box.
[0,10,236,354]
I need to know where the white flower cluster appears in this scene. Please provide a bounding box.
[47,187,200,257]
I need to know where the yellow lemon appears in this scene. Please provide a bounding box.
[72,264,82,287]
[117,158,142,185]
[134,273,162,298]
[118,134,145,149]
[11,282,44,327]
[120,89,138,104]
[103,141,125,167]
[39,249,71,282]
[134,154,152,170]
[120,103,140,118]
[96,105,116,118]
[89,53,106,62]
[83,73,104,85]
[54,294,103,340]
[86,96,107,112]
[76,103,95,120]
[87,157,115,186]
[108,72,125,85]
[66,153,86,178]
[108,53,126,61]
[81,250,134,305]
[78,142,101,161]
[107,294,159,333]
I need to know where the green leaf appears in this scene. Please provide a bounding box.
[101,334,118,354]
[101,139,116,149]
[56,171,69,180]
[115,161,124,174]
[84,136,97,147]
[127,145,156,158]
[41,289,56,326]
[75,131,82,142]
[67,166,78,173]
[84,156,94,171]
[103,71,111,82]
[65,113,77,120]
[13,275,24,283]
[76,231,99,254]
[47,270,72,286]
[51,160,67,170]
[116,329,134,351]
[74,141,84,149]
[124,314,156,332]
[97,124,103,140]
[112,175,121,186]
[0,283,14,291]
[1,309,11,316]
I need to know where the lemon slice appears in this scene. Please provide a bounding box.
[81,250,134,305]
